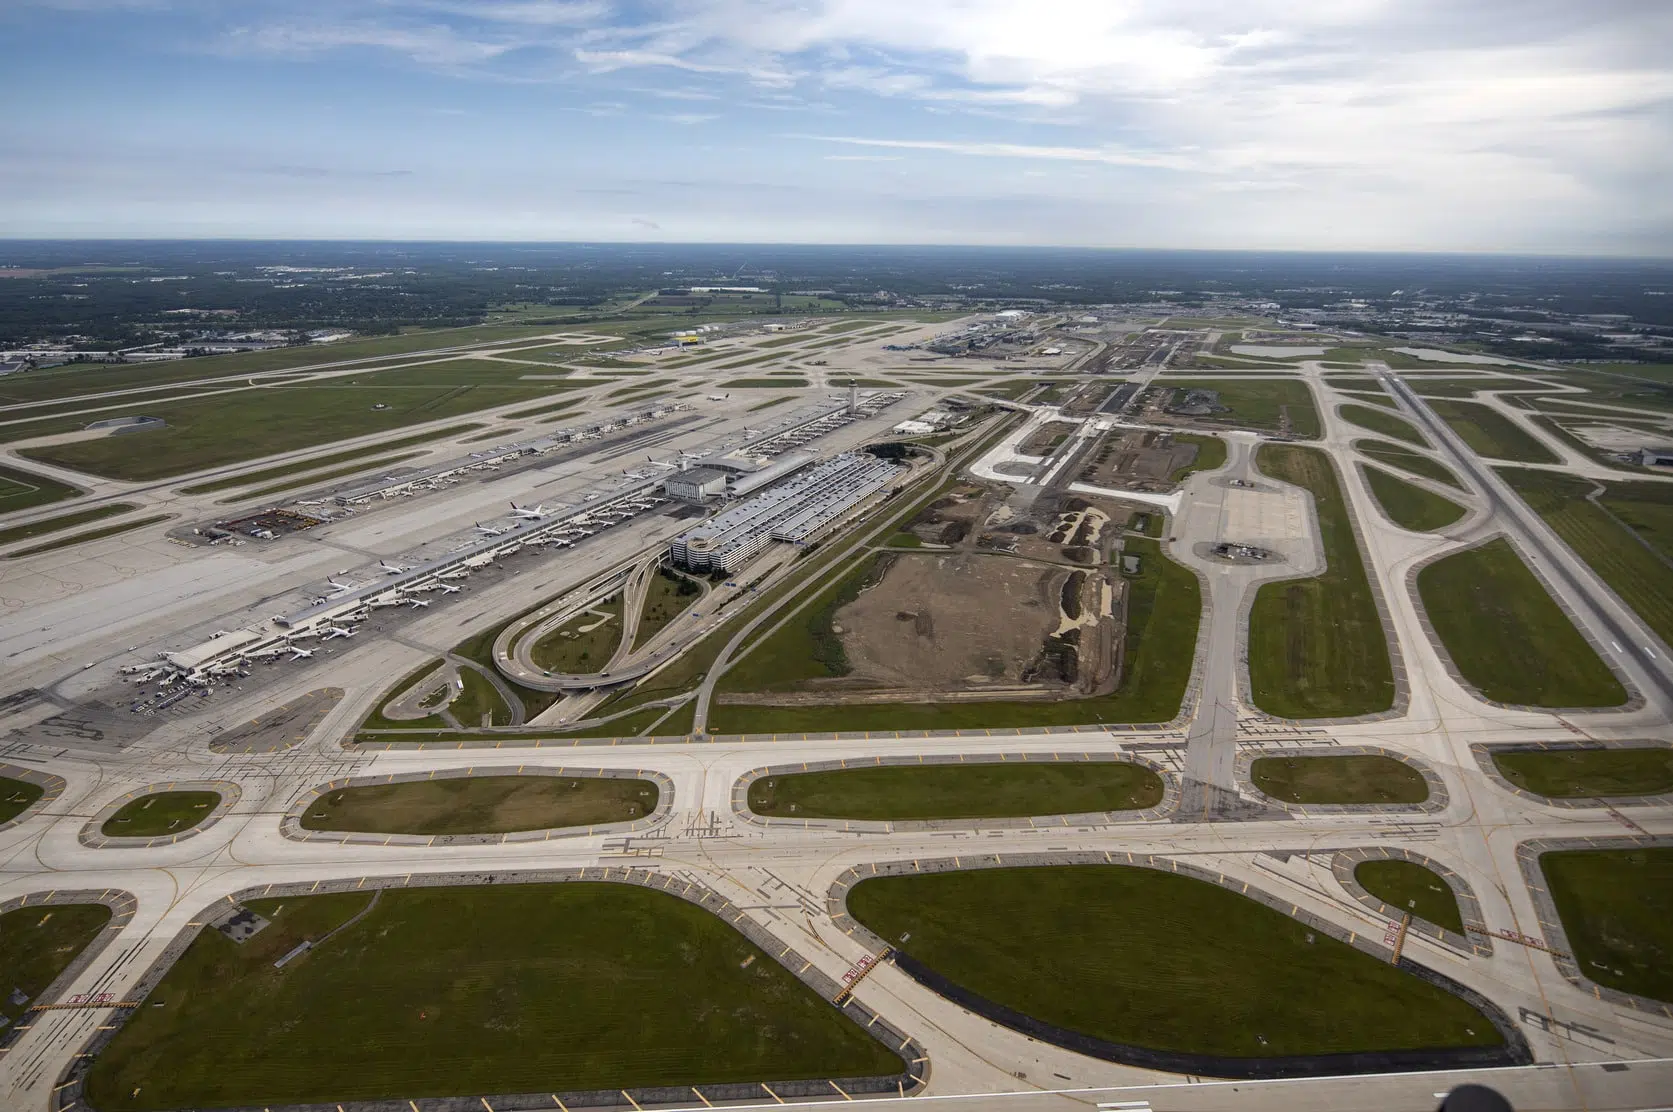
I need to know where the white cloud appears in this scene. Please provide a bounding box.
[804,134,1189,169]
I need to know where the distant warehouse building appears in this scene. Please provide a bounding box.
[670,453,904,574]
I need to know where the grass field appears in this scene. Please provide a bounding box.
[20,363,556,480]
[1169,433,1226,481]
[0,325,565,407]
[711,534,1200,732]
[1411,377,1542,398]
[1247,445,1394,718]
[747,762,1163,820]
[1361,466,1466,532]
[1354,861,1464,933]
[530,593,624,674]
[1357,440,1465,490]
[100,791,220,837]
[848,866,1502,1057]
[1541,848,1673,1003]
[449,667,514,728]
[0,776,44,823]
[1597,478,1673,561]
[177,425,477,494]
[0,502,138,547]
[0,462,80,514]
[1339,404,1427,446]
[1425,399,1560,463]
[85,884,903,1109]
[1250,755,1429,805]
[1187,378,1321,439]
[1491,747,1673,798]
[633,569,702,651]
[1498,469,1673,651]
[1417,538,1626,707]
[1338,389,1399,410]
[0,904,112,1026]
[299,776,658,835]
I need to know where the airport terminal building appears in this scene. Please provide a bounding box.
[669,452,903,573]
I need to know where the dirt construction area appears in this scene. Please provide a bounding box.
[822,545,1118,701]
[1080,429,1194,492]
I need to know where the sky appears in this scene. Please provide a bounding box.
[3,0,1670,253]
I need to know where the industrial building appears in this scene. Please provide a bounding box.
[670,452,904,573]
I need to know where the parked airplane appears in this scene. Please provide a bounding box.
[406,598,431,609]
[288,648,314,661]
[509,502,551,520]
[326,579,357,597]
[437,583,461,594]
[321,626,356,640]
[380,560,413,575]
[475,522,509,536]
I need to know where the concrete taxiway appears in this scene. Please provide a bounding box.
[1,327,1670,1112]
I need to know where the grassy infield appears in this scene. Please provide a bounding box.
[1417,539,1625,707]
[0,776,43,822]
[300,776,658,835]
[0,904,112,1027]
[99,791,221,838]
[1247,445,1394,719]
[748,763,1163,820]
[85,885,903,1111]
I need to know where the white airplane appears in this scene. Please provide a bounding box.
[475,522,508,536]
[288,647,314,661]
[406,598,431,609]
[437,583,461,594]
[708,393,729,401]
[321,626,356,640]
[509,502,551,520]
[326,579,357,597]
[380,560,412,575]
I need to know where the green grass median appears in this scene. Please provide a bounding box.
[85,884,904,1109]
[1354,860,1464,933]
[748,762,1163,820]
[1491,747,1673,798]
[0,776,44,823]
[0,904,112,1026]
[1541,848,1673,1003]
[1339,404,1427,446]
[1356,439,1465,490]
[1499,468,1673,651]
[1426,399,1559,463]
[1251,755,1428,805]
[848,865,1503,1058]
[1417,538,1626,707]
[1361,465,1466,532]
[0,462,81,514]
[1247,445,1394,719]
[300,775,658,835]
[100,791,221,837]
